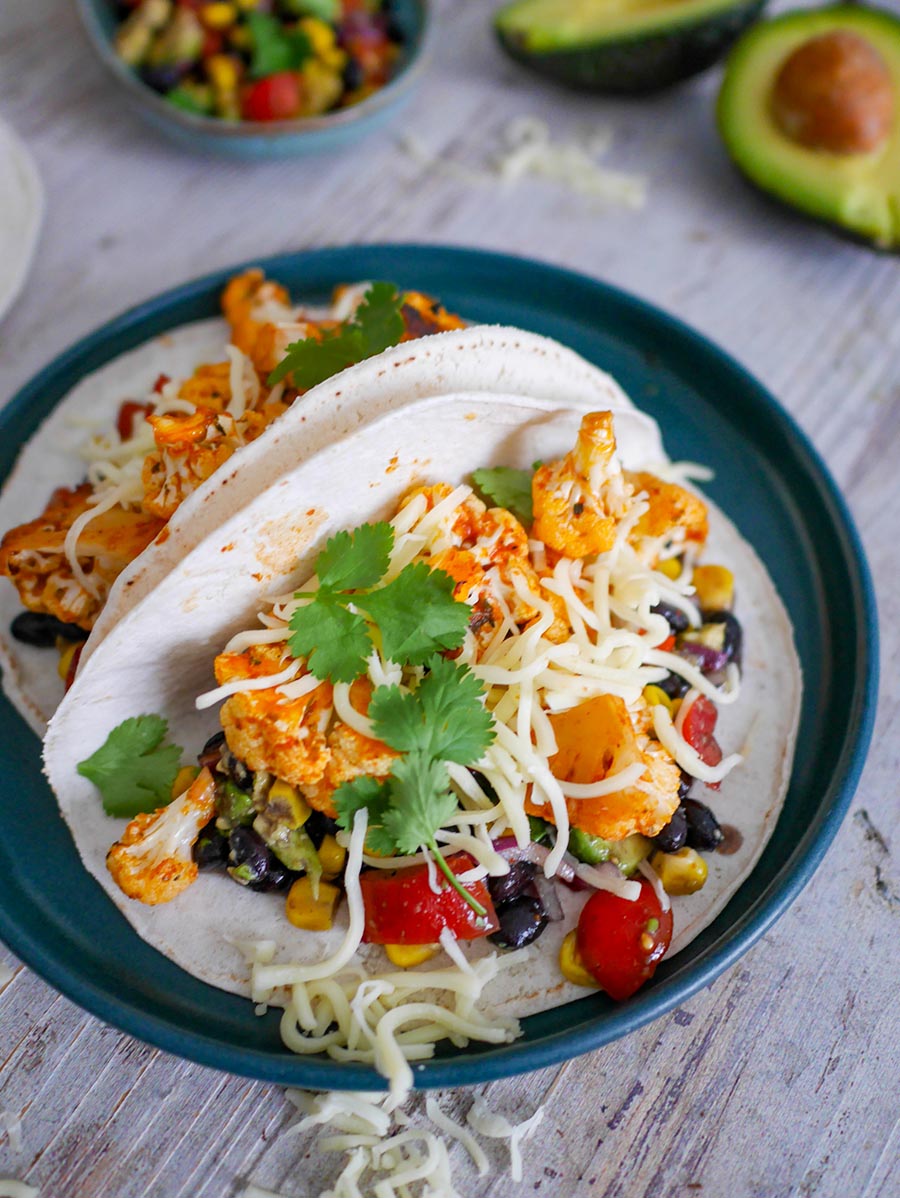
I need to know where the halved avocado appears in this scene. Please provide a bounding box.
[718,5,900,250]
[494,0,768,94]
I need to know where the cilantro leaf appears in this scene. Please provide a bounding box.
[381,752,457,856]
[333,775,397,857]
[316,523,394,593]
[352,281,406,356]
[267,282,404,388]
[288,596,372,682]
[247,12,311,79]
[369,656,494,764]
[471,466,535,526]
[77,715,182,819]
[360,564,470,666]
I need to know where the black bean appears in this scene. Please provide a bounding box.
[199,731,226,771]
[488,895,548,950]
[651,600,690,635]
[342,57,365,91]
[140,63,190,93]
[684,798,724,851]
[194,821,229,869]
[487,860,536,908]
[221,749,253,791]
[654,805,687,853]
[658,672,691,700]
[305,810,339,849]
[678,771,693,800]
[700,611,743,669]
[227,827,271,887]
[10,611,87,648]
[251,861,296,893]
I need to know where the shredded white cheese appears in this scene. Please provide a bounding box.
[466,1095,545,1183]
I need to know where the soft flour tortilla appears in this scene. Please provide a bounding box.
[44,394,801,1019]
[1,320,654,735]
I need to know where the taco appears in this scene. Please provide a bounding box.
[44,384,800,1095]
[0,271,637,734]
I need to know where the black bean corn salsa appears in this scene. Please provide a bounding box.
[111,0,407,122]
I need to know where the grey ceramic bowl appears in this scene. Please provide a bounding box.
[75,0,431,158]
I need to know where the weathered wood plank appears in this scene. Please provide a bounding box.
[0,0,897,1194]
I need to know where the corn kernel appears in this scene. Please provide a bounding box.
[559,930,598,988]
[268,779,311,829]
[642,684,673,715]
[692,565,734,611]
[385,943,439,968]
[300,58,343,115]
[201,3,237,30]
[657,557,681,580]
[206,53,239,93]
[299,16,336,55]
[236,0,262,8]
[172,765,199,798]
[318,834,347,878]
[57,640,80,682]
[285,876,340,931]
[650,847,708,896]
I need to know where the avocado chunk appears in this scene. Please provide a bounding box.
[494,0,768,94]
[718,4,900,249]
[568,828,652,876]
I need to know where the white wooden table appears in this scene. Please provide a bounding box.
[1,1,897,1194]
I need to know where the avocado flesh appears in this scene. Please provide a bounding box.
[495,0,767,93]
[718,6,900,249]
[497,0,762,53]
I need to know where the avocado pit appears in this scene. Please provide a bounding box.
[771,30,894,156]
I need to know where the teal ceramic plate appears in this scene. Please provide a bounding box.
[0,246,878,1088]
[75,0,430,159]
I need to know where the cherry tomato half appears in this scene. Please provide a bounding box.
[241,73,302,122]
[681,694,722,789]
[360,852,499,945]
[576,878,673,1001]
[116,401,154,442]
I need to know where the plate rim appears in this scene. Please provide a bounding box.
[0,243,879,1089]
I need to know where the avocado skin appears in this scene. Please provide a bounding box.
[495,0,768,94]
[717,4,900,251]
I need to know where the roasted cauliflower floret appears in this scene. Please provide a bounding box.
[0,483,164,630]
[222,269,293,365]
[532,411,633,558]
[302,710,398,819]
[215,643,335,791]
[399,290,467,339]
[625,471,709,562]
[527,693,681,841]
[141,407,247,520]
[176,362,233,412]
[106,767,217,905]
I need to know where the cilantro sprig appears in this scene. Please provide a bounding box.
[267,282,405,389]
[247,12,312,79]
[288,522,470,682]
[77,715,183,819]
[334,658,495,914]
[471,466,535,526]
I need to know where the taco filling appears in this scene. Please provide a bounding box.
[0,271,463,657]
[85,410,745,1023]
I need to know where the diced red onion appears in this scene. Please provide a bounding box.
[678,642,730,675]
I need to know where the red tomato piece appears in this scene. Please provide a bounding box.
[241,73,302,122]
[64,643,83,692]
[681,694,723,789]
[360,852,499,945]
[658,634,676,653]
[576,878,673,1001]
[152,373,170,393]
[116,401,154,441]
